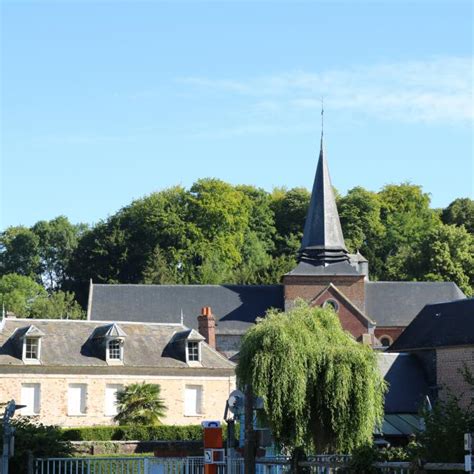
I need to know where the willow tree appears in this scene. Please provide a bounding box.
[236,300,386,455]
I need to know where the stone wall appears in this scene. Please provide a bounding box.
[436,346,474,408]
[0,373,236,427]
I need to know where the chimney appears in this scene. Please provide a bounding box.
[198,306,216,349]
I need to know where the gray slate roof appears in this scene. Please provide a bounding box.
[286,261,360,277]
[0,319,234,371]
[366,281,465,327]
[378,352,428,413]
[300,135,348,256]
[390,298,474,351]
[89,284,284,335]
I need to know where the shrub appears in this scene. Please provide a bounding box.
[61,424,204,442]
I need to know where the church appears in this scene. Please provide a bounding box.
[87,131,465,358]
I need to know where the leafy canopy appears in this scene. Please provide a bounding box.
[115,382,167,426]
[236,301,386,454]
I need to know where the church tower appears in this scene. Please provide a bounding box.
[283,123,375,341]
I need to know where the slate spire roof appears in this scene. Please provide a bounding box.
[298,128,349,266]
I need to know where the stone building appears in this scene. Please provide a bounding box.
[0,317,235,427]
[390,297,474,408]
[87,131,464,356]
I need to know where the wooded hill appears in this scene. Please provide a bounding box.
[0,179,473,318]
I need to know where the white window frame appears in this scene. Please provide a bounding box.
[67,383,88,416]
[106,338,124,364]
[21,383,41,415]
[22,337,41,364]
[184,384,203,416]
[104,384,123,417]
[186,341,201,363]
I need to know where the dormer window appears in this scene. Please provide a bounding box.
[107,339,122,361]
[92,323,127,365]
[187,341,200,362]
[21,325,45,364]
[25,337,40,360]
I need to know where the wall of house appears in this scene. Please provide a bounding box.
[0,373,236,427]
[436,346,474,408]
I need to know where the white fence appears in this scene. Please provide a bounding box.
[32,455,466,474]
[33,456,245,474]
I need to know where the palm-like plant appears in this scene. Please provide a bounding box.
[114,382,167,425]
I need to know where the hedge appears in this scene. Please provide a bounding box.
[61,425,206,442]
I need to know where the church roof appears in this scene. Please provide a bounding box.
[389,298,474,351]
[88,283,284,335]
[298,133,349,267]
[87,281,464,334]
[366,281,465,327]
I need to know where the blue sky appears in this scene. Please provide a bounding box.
[1,0,473,229]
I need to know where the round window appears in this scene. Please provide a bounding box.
[380,336,392,347]
[323,299,339,313]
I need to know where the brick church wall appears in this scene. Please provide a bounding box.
[283,275,366,313]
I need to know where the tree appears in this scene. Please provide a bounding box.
[442,198,474,234]
[0,417,72,474]
[32,216,87,290]
[0,273,47,316]
[236,301,385,457]
[0,273,84,319]
[0,226,41,279]
[114,382,167,425]
[338,187,385,279]
[416,224,474,296]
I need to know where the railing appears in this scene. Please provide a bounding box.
[33,456,246,474]
[34,456,147,473]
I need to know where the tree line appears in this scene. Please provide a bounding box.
[0,179,473,317]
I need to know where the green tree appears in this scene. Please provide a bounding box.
[32,216,87,290]
[0,417,72,474]
[0,273,47,316]
[0,226,41,279]
[0,273,84,318]
[442,197,474,234]
[236,301,385,457]
[417,224,474,296]
[338,187,385,279]
[270,187,310,256]
[29,290,85,319]
[379,183,440,281]
[115,382,167,425]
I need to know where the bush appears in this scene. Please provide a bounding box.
[61,424,204,442]
[0,417,73,474]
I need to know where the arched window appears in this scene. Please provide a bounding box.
[380,336,393,347]
[323,299,339,313]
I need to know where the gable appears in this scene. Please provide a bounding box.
[311,284,374,340]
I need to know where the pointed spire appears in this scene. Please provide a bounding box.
[298,112,349,266]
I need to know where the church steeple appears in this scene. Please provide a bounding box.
[298,119,349,266]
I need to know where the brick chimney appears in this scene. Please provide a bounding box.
[198,306,216,349]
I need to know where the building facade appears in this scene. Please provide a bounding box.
[0,318,235,427]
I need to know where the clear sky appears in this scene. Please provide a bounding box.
[1,0,473,229]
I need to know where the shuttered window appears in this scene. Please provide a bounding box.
[21,383,40,415]
[68,384,87,415]
[184,385,203,416]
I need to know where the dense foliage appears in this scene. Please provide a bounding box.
[114,382,167,425]
[0,417,73,474]
[236,301,386,455]
[0,180,472,317]
[61,424,204,441]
